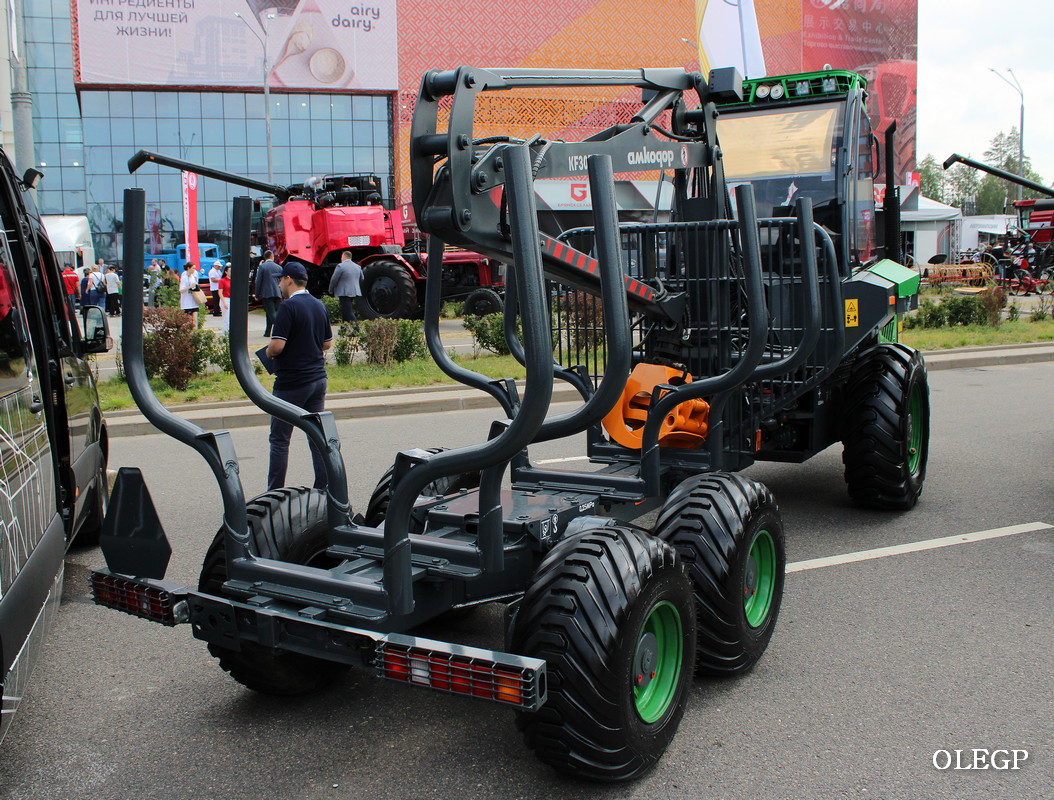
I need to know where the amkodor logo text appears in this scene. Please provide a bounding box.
[933,749,1028,770]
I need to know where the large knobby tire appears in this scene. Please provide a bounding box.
[842,343,930,510]
[511,527,696,782]
[198,487,347,695]
[357,259,419,319]
[654,472,785,677]
[363,448,481,528]
[462,287,503,317]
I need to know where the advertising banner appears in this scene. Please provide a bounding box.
[182,171,198,265]
[74,0,398,91]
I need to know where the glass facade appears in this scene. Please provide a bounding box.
[22,0,393,263]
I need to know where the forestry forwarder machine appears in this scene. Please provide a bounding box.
[91,65,927,782]
[127,150,505,318]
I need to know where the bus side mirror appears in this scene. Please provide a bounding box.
[82,305,112,354]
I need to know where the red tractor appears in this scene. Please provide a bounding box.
[129,150,504,318]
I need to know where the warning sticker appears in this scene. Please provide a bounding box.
[845,298,859,327]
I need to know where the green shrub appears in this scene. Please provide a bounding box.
[333,322,358,366]
[321,294,342,323]
[189,328,219,375]
[917,298,946,329]
[1008,302,1020,322]
[978,286,1007,327]
[142,307,195,390]
[360,319,398,366]
[463,313,511,355]
[156,283,180,308]
[211,333,235,373]
[942,295,987,327]
[393,319,427,362]
[441,300,464,319]
[1030,296,1050,322]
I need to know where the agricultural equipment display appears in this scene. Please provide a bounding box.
[93,65,928,781]
[943,153,1054,278]
[127,150,504,318]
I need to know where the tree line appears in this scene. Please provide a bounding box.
[918,128,1052,215]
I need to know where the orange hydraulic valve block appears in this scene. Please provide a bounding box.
[601,363,710,450]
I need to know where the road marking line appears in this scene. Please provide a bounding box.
[786,522,1053,573]
[535,455,591,464]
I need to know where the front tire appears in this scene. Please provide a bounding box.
[462,287,503,317]
[357,259,419,319]
[654,472,785,676]
[511,527,695,782]
[842,343,930,510]
[198,487,347,695]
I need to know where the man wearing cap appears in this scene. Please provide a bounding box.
[255,250,283,337]
[264,260,332,491]
[208,259,225,317]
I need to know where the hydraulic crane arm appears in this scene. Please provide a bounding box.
[943,153,1054,199]
[409,65,744,322]
[128,149,296,202]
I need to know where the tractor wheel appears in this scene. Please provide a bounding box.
[842,343,930,510]
[363,448,481,528]
[462,287,503,317]
[198,487,347,695]
[1009,268,1032,296]
[654,472,785,677]
[511,527,695,782]
[357,259,419,319]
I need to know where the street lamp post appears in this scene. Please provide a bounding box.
[235,12,275,182]
[989,67,1024,203]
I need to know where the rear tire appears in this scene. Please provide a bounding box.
[462,287,503,317]
[363,448,481,528]
[511,527,695,782]
[198,487,347,695]
[357,259,418,319]
[654,472,785,676]
[842,343,930,510]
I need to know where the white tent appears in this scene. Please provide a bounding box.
[901,197,962,264]
[42,215,94,267]
[960,214,1016,250]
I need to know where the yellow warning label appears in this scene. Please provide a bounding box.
[845,298,859,327]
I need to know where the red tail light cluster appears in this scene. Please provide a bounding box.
[376,639,545,710]
[91,570,188,627]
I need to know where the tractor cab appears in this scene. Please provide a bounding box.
[715,70,879,272]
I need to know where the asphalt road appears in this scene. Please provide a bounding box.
[2,361,1052,800]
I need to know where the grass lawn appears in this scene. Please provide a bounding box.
[96,353,526,412]
[96,316,1054,412]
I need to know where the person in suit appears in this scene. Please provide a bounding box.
[327,250,363,323]
[255,250,283,337]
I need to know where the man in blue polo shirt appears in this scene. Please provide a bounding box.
[264,260,332,491]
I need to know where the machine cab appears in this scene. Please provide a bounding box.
[715,70,878,273]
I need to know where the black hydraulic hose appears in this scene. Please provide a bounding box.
[752,198,822,381]
[227,196,351,529]
[638,184,769,490]
[382,144,555,613]
[120,188,251,559]
[423,236,515,417]
[531,154,631,443]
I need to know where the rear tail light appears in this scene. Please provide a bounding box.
[377,635,546,710]
[91,570,189,626]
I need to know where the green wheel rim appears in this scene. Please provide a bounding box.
[744,530,777,628]
[632,601,683,724]
[907,385,923,474]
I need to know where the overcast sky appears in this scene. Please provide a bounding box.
[916,0,1054,184]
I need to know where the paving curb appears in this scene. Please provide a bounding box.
[103,345,1054,437]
